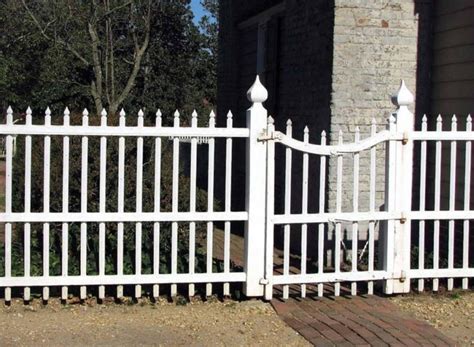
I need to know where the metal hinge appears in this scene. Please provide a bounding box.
[402,131,409,145]
[259,278,269,285]
[257,131,282,142]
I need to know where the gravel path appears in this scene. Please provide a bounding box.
[0,297,309,346]
[391,291,474,346]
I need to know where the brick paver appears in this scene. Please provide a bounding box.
[272,296,455,346]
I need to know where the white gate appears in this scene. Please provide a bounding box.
[259,80,474,300]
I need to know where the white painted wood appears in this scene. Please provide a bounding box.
[351,127,360,296]
[318,131,326,298]
[283,119,292,300]
[80,109,89,300]
[244,76,267,297]
[273,271,391,285]
[300,126,309,298]
[391,80,414,294]
[368,118,376,295]
[275,130,397,156]
[188,110,197,297]
[24,107,32,301]
[383,113,397,295]
[433,115,443,292]
[264,116,275,301]
[98,109,107,300]
[43,107,51,301]
[135,109,144,299]
[153,109,162,299]
[224,111,233,297]
[171,110,180,297]
[1,211,249,223]
[335,130,343,297]
[116,109,126,298]
[447,115,457,291]
[418,115,427,292]
[4,107,13,302]
[0,124,249,138]
[61,107,70,301]
[206,111,216,297]
[463,115,472,289]
[0,272,246,287]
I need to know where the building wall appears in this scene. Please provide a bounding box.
[431,1,474,117]
[217,0,334,219]
[429,0,474,211]
[329,0,421,216]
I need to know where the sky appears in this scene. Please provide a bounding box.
[190,0,205,25]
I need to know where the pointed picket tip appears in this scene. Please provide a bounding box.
[192,110,198,118]
[155,109,162,117]
[371,117,376,125]
[26,107,32,115]
[422,114,427,122]
[82,108,89,117]
[119,108,126,117]
[45,107,51,116]
[451,114,457,122]
[321,130,326,137]
[138,109,144,117]
[392,79,414,107]
[467,114,472,122]
[7,106,13,114]
[174,109,180,117]
[267,115,274,125]
[64,107,70,116]
[286,118,292,126]
[247,75,268,104]
[436,114,442,122]
[304,125,309,133]
[209,110,216,118]
[338,129,343,136]
[355,126,360,132]
[101,108,107,117]
[226,110,233,119]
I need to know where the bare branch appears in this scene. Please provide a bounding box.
[20,0,90,67]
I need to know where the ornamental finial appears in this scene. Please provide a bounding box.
[247,75,268,104]
[392,80,414,107]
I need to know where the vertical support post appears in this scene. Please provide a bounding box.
[244,76,268,297]
[383,80,414,294]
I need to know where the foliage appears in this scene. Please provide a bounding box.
[0,0,217,121]
[0,0,220,280]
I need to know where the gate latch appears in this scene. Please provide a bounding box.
[259,278,269,285]
[258,131,282,142]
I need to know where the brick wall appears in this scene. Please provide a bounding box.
[328,0,420,216]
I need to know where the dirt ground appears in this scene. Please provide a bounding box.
[0,297,309,346]
[391,290,474,346]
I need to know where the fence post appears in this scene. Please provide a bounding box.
[383,80,414,294]
[244,76,268,297]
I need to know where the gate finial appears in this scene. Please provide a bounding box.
[247,75,268,104]
[392,80,414,108]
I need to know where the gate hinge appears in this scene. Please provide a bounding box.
[259,278,269,285]
[258,131,282,142]
[402,131,409,145]
[400,212,407,224]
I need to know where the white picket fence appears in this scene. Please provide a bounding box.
[0,76,473,302]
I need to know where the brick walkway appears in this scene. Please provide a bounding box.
[271,296,455,346]
[212,228,454,346]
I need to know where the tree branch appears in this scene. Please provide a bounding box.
[21,0,90,67]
